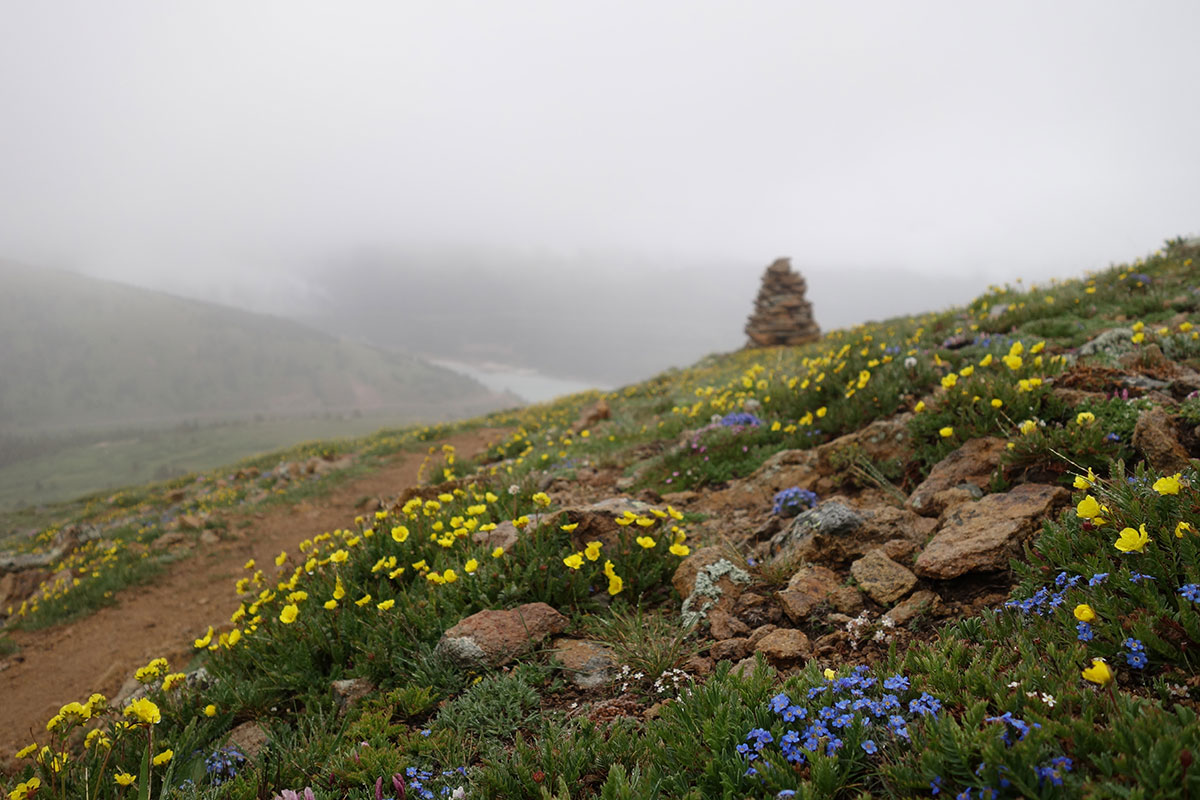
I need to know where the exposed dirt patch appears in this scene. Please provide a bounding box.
[0,429,506,756]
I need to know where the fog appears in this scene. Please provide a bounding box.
[2,1,1199,385]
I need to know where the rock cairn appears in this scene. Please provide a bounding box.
[744,258,821,348]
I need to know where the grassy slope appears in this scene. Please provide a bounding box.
[0,261,502,434]
[4,239,1200,799]
[0,262,515,508]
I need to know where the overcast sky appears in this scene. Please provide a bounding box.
[2,2,1198,327]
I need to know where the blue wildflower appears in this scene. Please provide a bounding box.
[1126,651,1148,669]
[1089,572,1109,587]
[1180,584,1200,602]
[721,412,763,427]
[1129,573,1155,583]
[1077,621,1093,642]
[772,487,819,516]
[769,693,792,714]
[861,739,878,754]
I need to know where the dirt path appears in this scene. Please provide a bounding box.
[0,429,504,756]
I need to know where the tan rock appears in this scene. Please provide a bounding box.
[707,609,750,640]
[907,437,1007,516]
[883,590,941,627]
[551,638,615,688]
[850,550,917,605]
[1132,406,1192,474]
[753,628,812,664]
[914,484,1069,579]
[711,638,749,662]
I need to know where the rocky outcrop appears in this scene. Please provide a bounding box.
[914,484,1069,579]
[907,437,1006,516]
[744,258,821,348]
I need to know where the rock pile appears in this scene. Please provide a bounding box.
[744,258,821,348]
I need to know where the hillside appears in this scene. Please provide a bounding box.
[2,238,1200,799]
[0,261,511,435]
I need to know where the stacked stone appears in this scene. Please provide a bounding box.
[744,258,821,348]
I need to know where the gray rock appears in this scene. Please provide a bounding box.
[551,638,615,688]
[1078,327,1135,359]
[769,502,865,565]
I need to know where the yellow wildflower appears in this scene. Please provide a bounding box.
[1153,474,1182,495]
[492,547,505,558]
[914,401,925,413]
[1114,524,1150,553]
[324,599,338,610]
[1176,521,1194,538]
[152,749,173,766]
[636,536,657,549]
[114,773,137,787]
[1081,658,1114,685]
[204,704,217,717]
[584,541,602,561]
[1073,604,1096,623]
[1073,468,1097,490]
[275,551,287,566]
[561,523,579,532]
[669,543,690,557]
[1075,495,1102,520]
[333,576,346,599]
[123,698,161,725]
[990,398,1003,408]
[464,558,479,573]
[355,594,372,606]
[279,604,299,624]
[443,569,458,584]
[194,626,214,649]
[330,549,349,563]
[939,427,954,438]
[15,744,37,759]
[607,573,624,595]
[391,526,409,543]
[377,599,395,610]
[940,373,958,389]
[1075,411,1095,425]
[1002,354,1023,371]
[1019,419,1038,436]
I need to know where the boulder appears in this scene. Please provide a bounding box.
[571,398,611,434]
[710,638,749,662]
[1132,406,1192,474]
[908,438,1006,516]
[435,603,567,669]
[850,550,917,605]
[914,484,1069,579]
[707,609,750,640]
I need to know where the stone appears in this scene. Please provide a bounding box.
[753,628,812,664]
[881,538,918,562]
[707,609,750,640]
[472,519,521,551]
[743,258,821,348]
[730,656,767,679]
[768,502,865,566]
[551,638,615,688]
[858,505,938,546]
[227,721,269,759]
[828,586,865,615]
[684,654,713,676]
[1132,406,1192,474]
[571,398,611,433]
[747,624,778,649]
[908,438,1007,516]
[152,531,188,550]
[178,514,203,530]
[435,603,567,669]
[674,547,753,626]
[850,550,917,605]
[929,487,981,518]
[199,530,220,546]
[710,638,749,661]
[331,677,376,713]
[914,484,1069,579]
[0,569,50,613]
[775,565,840,622]
[1078,327,1135,359]
[883,590,941,627]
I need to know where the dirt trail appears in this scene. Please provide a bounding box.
[0,429,504,756]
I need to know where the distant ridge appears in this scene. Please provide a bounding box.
[0,260,516,435]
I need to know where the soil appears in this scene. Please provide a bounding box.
[0,429,506,759]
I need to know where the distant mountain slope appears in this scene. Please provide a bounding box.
[0,261,513,435]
